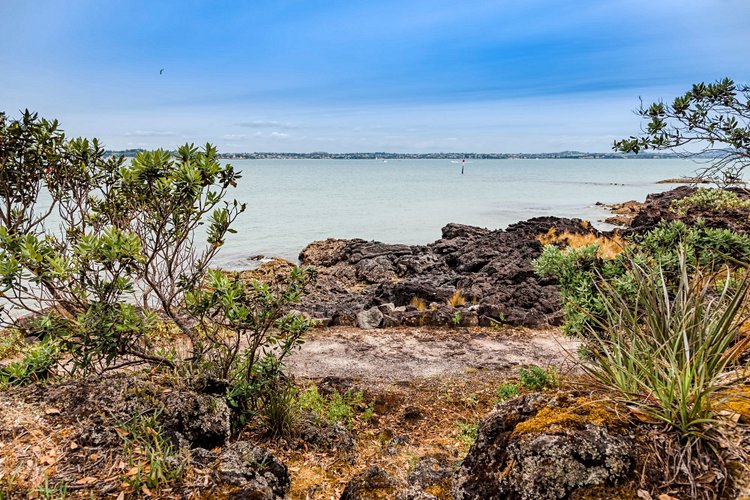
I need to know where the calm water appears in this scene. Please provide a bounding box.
[216,159,700,268]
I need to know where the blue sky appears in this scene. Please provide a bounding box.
[1,0,748,152]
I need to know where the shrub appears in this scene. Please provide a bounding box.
[518,365,556,391]
[0,111,245,373]
[297,385,369,428]
[260,380,298,438]
[583,249,750,442]
[670,188,750,216]
[535,220,750,336]
[495,382,521,402]
[0,339,61,387]
[187,266,315,426]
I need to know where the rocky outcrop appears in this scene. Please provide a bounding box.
[160,389,231,449]
[219,441,290,499]
[295,217,592,329]
[612,186,750,235]
[340,466,403,500]
[452,393,633,500]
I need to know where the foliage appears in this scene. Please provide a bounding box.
[518,365,556,391]
[457,422,478,448]
[297,385,371,428]
[534,220,750,336]
[0,327,23,359]
[186,266,315,427]
[119,411,187,494]
[583,250,750,442]
[534,242,633,335]
[451,311,462,327]
[495,382,521,402]
[614,78,750,184]
[0,339,61,387]
[260,380,298,438]
[0,111,245,374]
[670,188,750,216]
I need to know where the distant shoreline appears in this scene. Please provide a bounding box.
[105,150,709,160]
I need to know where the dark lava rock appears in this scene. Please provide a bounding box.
[624,186,750,235]
[452,393,633,500]
[160,389,231,449]
[297,412,356,452]
[401,406,423,422]
[401,456,454,499]
[340,466,403,500]
[219,442,290,499]
[297,217,592,329]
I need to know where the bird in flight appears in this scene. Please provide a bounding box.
[159,68,164,75]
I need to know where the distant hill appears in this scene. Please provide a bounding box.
[105,150,704,160]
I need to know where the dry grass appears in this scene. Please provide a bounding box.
[447,290,466,308]
[537,227,627,259]
[410,297,427,312]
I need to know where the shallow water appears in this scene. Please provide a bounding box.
[216,158,699,268]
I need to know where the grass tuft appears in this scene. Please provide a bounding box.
[447,289,466,308]
[583,248,750,442]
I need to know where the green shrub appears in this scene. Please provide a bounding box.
[495,382,520,402]
[670,188,750,216]
[534,220,750,336]
[457,422,478,448]
[260,380,298,438]
[519,365,556,391]
[188,266,315,428]
[0,339,61,387]
[0,111,245,374]
[583,249,750,442]
[297,385,370,428]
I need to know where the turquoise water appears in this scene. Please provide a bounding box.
[217,159,700,268]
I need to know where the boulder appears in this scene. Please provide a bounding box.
[340,466,403,500]
[295,217,595,329]
[219,442,290,499]
[453,393,633,500]
[160,390,231,449]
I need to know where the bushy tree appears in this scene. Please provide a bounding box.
[0,111,247,373]
[614,78,750,184]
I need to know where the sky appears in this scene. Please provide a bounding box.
[1,0,748,153]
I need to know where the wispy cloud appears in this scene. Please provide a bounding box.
[238,120,297,130]
[124,130,179,137]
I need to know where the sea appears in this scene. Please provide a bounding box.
[215,158,701,269]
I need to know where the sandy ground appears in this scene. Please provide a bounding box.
[287,325,581,383]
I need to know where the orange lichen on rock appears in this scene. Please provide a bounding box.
[513,396,629,435]
[537,228,626,259]
[719,385,750,423]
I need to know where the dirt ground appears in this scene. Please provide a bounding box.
[287,325,580,384]
[0,325,581,499]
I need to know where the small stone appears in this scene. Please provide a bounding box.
[356,306,383,330]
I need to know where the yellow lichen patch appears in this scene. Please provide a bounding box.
[537,228,626,259]
[718,385,750,423]
[513,396,629,435]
